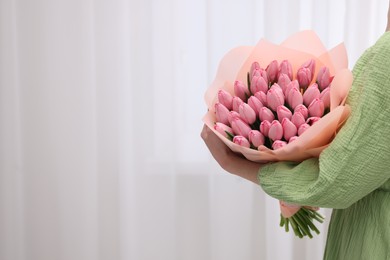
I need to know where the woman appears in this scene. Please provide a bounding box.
[201,6,390,260]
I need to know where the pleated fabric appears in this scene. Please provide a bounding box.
[259,32,390,259]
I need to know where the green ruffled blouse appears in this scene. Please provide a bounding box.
[258,32,390,259]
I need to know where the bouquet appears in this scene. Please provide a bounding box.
[203,31,352,238]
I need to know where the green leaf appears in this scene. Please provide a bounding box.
[225,131,234,141]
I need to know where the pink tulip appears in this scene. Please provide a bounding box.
[215,103,230,125]
[233,136,250,148]
[284,80,299,96]
[298,123,310,136]
[272,140,287,150]
[266,60,279,83]
[297,67,311,89]
[319,87,330,109]
[259,107,275,122]
[303,83,320,107]
[306,117,321,125]
[260,120,271,137]
[239,103,257,124]
[218,89,233,110]
[268,120,283,141]
[251,75,268,94]
[250,61,261,79]
[214,122,233,137]
[278,73,291,94]
[282,118,297,141]
[254,91,267,106]
[317,66,332,90]
[228,111,241,124]
[267,88,285,111]
[270,83,283,93]
[247,96,263,114]
[287,88,303,110]
[231,118,252,138]
[232,96,244,112]
[251,68,260,78]
[248,130,265,147]
[294,104,309,119]
[301,59,315,79]
[291,112,305,128]
[289,136,298,143]
[259,69,269,85]
[308,98,325,117]
[234,80,249,101]
[279,60,293,80]
[277,105,292,122]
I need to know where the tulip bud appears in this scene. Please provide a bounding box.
[303,83,321,107]
[248,130,265,147]
[285,80,299,97]
[298,123,310,136]
[215,103,230,125]
[259,107,275,122]
[239,103,257,124]
[234,80,249,101]
[251,68,260,78]
[272,140,287,150]
[233,136,250,148]
[282,118,297,141]
[228,111,241,124]
[302,59,316,79]
[250,61,261,79]
[297,67,311,89]
[232,96,244,112]
[267,88,285,111]
[247,96,263,114]
[319,87,330,109]
[317,66,332,90]
[260,120,271,137]
[255,91,267,106]
[214,122,233,138]
[294,104,309,119]
[308,98,325,117]
[231,118,252,138]
[291,112,305,128]
[287,88,303,110]
[279,60,293,80]
[306,117,321,125]
[266,60,279,83]
[270,83,283,93]
[277,105,292,122]
[218,89,233,110]
[278,73,291,94]
[268,120,283,141]
[250,75,268,94]
[259,69,269,85]
[289,136,298,143]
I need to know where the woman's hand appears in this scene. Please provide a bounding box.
[201,124,263,184]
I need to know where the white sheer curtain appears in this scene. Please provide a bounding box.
[0,0,387,259]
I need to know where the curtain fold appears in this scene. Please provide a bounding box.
[0,0,388,259]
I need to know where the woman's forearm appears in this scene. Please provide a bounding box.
[201,125,261,184]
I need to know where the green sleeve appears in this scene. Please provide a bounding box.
[258,32,390,209]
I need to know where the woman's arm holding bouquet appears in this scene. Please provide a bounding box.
[201,124,261,184]
[259,36,390,209]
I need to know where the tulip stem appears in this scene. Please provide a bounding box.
[285,218,289,232]
[280,208,323,238]
[280,215,285,227]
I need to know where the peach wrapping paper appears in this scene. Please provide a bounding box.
[203,30,352,163]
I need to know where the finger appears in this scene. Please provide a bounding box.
[201,124,212,140]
